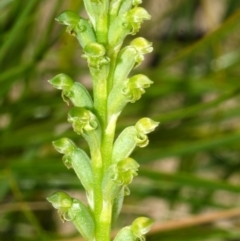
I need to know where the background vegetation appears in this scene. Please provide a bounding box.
[1,0,240,240]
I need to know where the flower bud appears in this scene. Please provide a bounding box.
[47,192,95,241]
[128,7,151,23]
[113,217,154,241]
[55,11,97,48]
[114,158,139,185]
[52,137,76,155]
[55,10,80,29]
[82,42,110,69]
[108,75,152,124]
[52,138,94,192]
[113,37,153,87]
[102,158,138,202]
[112,125,148,161]
[49,74,93,108]
[47,191,72,215]
[84,42,106,57]
[68,107,101,156]
[135,118,159,134]
[131,217,154,239]
[130,37,153,67]
[68,107,98,134]
[130,37,153,55]
[134,118,159,148]
[122,74,153,103]
[117,157,139,174]
[113,118,158,162]
[48,73,73,90]
[127,7,151,34]
[109,4,150,48]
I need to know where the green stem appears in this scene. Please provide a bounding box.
[94,105,112,241]
[93,75,108,127]
[91,137,109,241]
[92,66,111,241]
[99,201,113,241]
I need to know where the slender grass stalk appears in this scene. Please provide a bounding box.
[47,1,158,240]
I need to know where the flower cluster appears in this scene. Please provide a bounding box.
[47,1,158,241]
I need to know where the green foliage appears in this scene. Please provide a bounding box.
[1,0,240,241]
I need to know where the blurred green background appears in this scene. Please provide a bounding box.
[1,0,240,240]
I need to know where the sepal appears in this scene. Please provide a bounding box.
[52,138,94,193]
[48,74,93,109]
[47,192,95,241]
